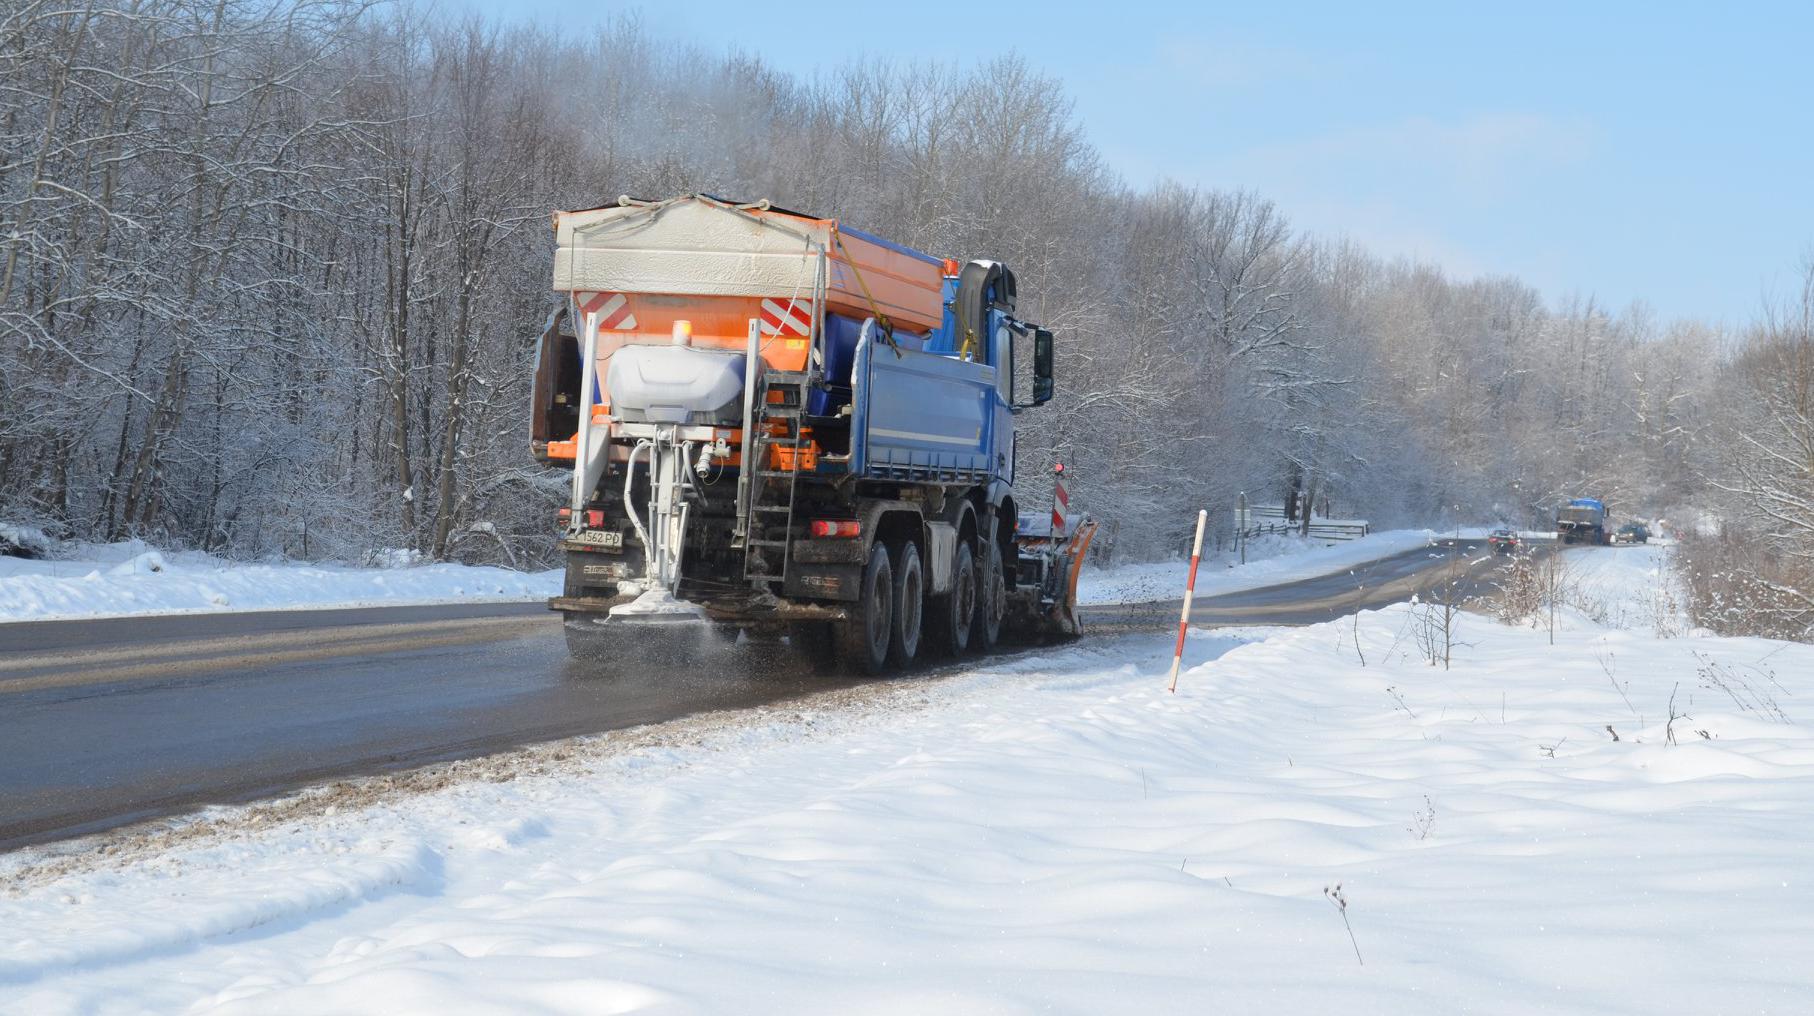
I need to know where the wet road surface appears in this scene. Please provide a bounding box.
[1084,537,1506,630]
[0,540,1509,850]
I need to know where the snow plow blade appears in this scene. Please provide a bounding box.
[1008,517,1098,642]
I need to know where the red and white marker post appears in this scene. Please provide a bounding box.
[1167,509,1209,693]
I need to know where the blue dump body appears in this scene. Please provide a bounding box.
[852,335,1000,482]
[809,274,1018,486]
[807,313,927,416]
[1568,498,1606,513]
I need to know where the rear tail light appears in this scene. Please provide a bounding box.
[558,507,607,528]
[810,519,861,538]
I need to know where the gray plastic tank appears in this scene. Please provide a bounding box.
[605,343,747,426]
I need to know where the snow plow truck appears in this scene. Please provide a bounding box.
[530,195,1096,673]
[1555,497,1610,546]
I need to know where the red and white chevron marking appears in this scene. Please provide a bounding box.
[1051,469,1071,534]
[572,291,637,331]
[759,298,814,337]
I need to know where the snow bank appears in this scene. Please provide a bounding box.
[1077,527,1437,604]
[4,551,1809,1013]
[1561,543,1689,636]
[0,540,559,623]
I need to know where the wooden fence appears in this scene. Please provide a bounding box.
[1238,504,1370,542]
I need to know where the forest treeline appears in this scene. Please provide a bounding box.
[2,2,1810,633]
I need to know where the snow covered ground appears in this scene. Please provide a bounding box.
[4,544,1809,1013]
[1561,542,1688,636]
[0,540,559,623]
[1076,527,1439,605]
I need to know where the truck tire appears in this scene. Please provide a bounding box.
[835,542,893,675]
[925,540,975,656]
[972,539,1005,653]
[889,539,924,666]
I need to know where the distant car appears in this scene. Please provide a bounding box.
[1613,523,1650,545]
[1488,529,1521,554]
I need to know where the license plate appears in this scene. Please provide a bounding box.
[571,529,623,549]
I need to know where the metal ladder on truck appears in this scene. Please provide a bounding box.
[740,367,812,588]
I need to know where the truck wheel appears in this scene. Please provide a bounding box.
[925,540,975,656]
[889,539,924,666]
[834,542,893,675]
[972,539,1005,653]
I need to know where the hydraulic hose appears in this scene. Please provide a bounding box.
[622,439,655,568]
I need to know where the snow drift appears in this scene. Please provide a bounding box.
[0,540,558,623]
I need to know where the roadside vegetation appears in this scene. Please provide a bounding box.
[1676,271,1814,641]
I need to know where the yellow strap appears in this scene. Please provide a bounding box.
[832,230,902,357]
[954,277,977,361]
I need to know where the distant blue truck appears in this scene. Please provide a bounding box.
[1556,498,1610,546]
[532,196,1092,673]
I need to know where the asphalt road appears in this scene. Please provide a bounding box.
[0,539,1505,851]
[1082,537,1502,631]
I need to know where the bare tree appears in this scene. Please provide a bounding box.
[0,0,1792,593]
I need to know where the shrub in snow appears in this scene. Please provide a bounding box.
[1692,650,1792,723]
[1324,883,1362,966]
[0,523,55,559]
[1491,551,1574,644]
[1407,796,1436,841]
[361,548,425,569]
[1678,528,1814,642]
[108,551,168,575]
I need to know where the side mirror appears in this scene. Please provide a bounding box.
[1032,328,1055,405]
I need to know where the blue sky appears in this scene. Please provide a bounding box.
[478,0,1811,324]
